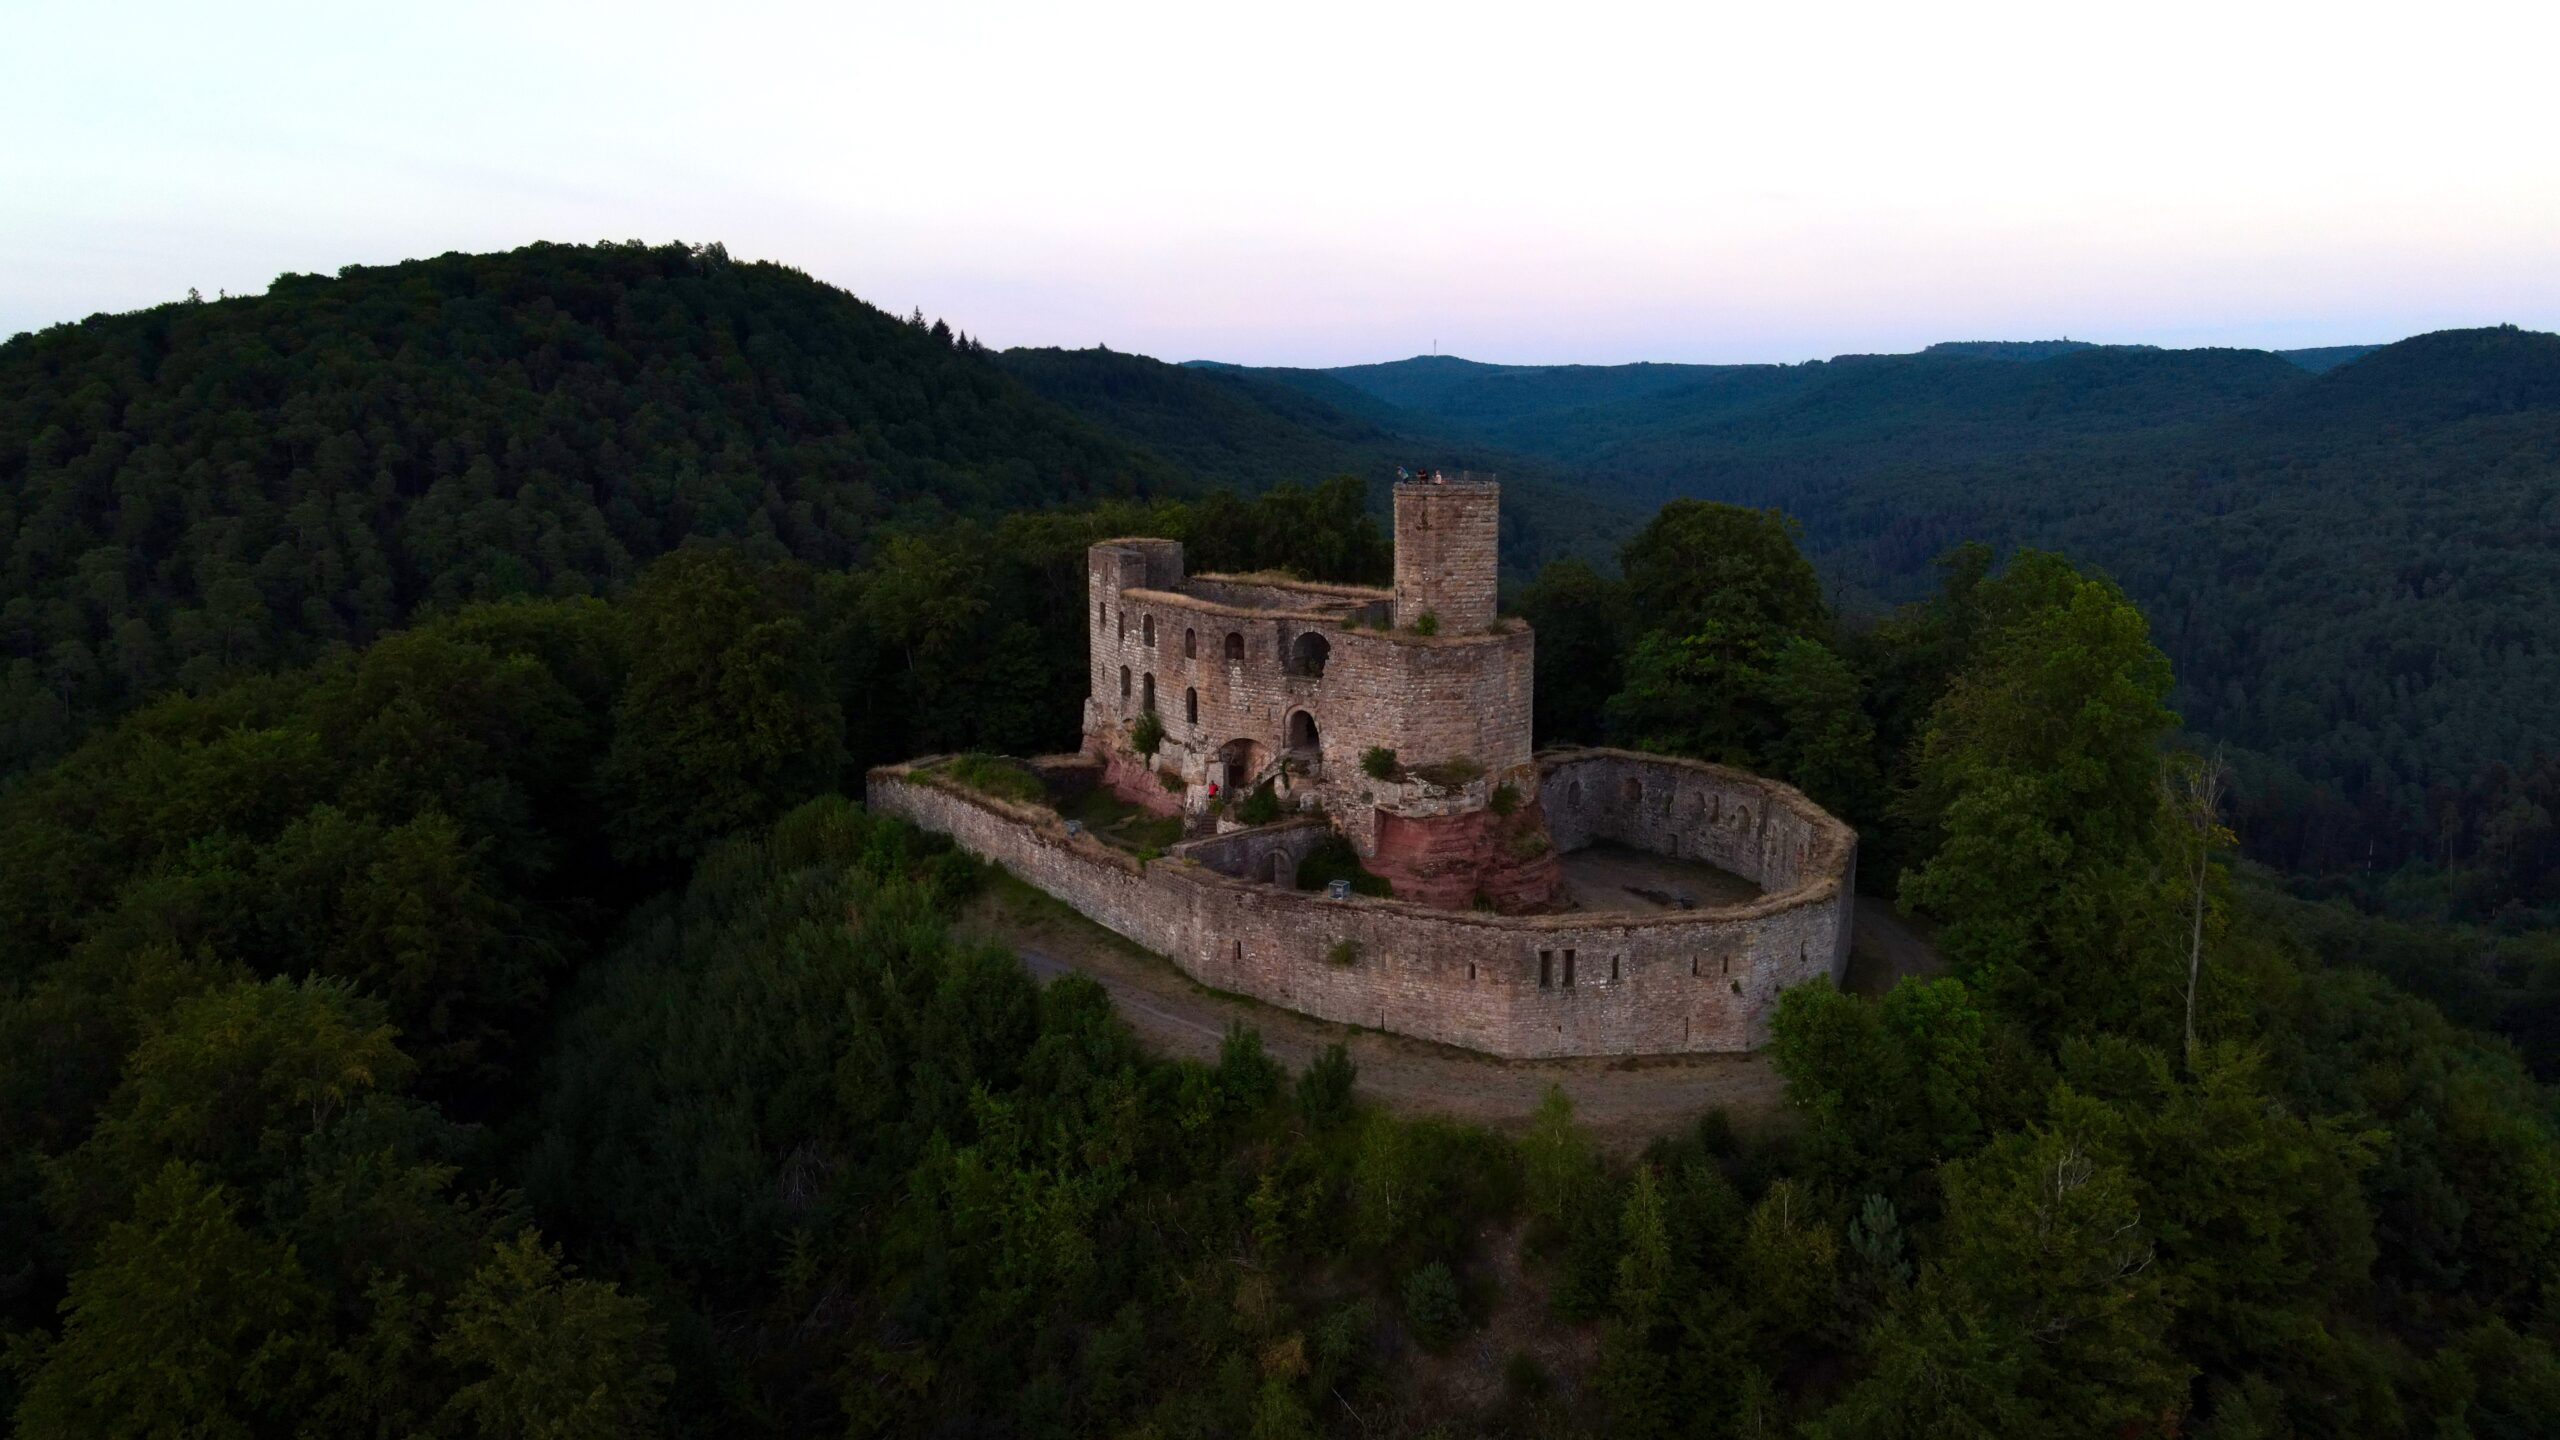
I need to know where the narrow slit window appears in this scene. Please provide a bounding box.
[1538,950,1553,988]
[1563,949,1577,986]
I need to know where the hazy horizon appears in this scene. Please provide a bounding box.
[8,1,2556,365]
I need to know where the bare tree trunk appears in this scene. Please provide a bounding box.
[2173,749,2227,1070]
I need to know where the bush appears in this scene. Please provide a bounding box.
[1157,767,1185,792]
[1237,781,1283,826]
[1131,711,1165,757]
[1297,1043,1358,1130]
[942,753,1045,806]
[1696,1107,1738,1157]
[1326,939,1361,968]
[1504,829,1551,860]
[1403,1262,1465,1350]
[1361,746,1401,780]
[1489,782,1522,816]
[1411,611,1440,637]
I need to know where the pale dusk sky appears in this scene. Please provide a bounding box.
[5,0,2555,364]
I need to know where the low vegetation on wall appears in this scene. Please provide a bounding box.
[938,752,1047,806]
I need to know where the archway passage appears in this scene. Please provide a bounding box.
[1218,738,1269,795]
[1287,709,1321,755]
[1291,631,1331,677]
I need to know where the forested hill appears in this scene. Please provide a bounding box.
[1208,330,2560,897]
[1294,343,2313,494]
[0,241,1193,765]
[996,346,1648,568]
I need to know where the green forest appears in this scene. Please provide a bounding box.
[3,242,2559,1436]
[1253,333,2560,922]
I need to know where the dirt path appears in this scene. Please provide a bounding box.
[956,880,1938,1155]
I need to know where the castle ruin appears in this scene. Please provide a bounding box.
[869,474,1856,1058]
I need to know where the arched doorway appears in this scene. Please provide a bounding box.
[1218,738,1268,795]
[1286,709,1320,756]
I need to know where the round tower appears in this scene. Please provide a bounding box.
[1392,475,1500,634]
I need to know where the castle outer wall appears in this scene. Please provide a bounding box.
[869,748,1856,1058]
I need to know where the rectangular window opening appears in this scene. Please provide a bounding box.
[1538,950,1553,988]
[1563,949,1577,986]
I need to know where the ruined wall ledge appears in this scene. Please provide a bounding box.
[1114,585,1526,646]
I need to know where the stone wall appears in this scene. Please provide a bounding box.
[1172,817,1333,884]
[868,748,1856,1058]
[1392,479,1500,635]
[1087,571,1534,837]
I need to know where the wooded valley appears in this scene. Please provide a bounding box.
[2,242,2557,1436]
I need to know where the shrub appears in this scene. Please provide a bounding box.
[1325,938,1361,968]
[1157,767,1184,792]
[1402,1262,1465,1349]
[1237,781,1283,826]
[942,753,1045,806]
[1297,1043,1358,1130]
[1360,746,1401,780]
[1411,611,1440,637]
[1505,829,1551,860]
[1696,1107,1738,1157]
[1489,782,1522,816]
[1130,711,1165,757]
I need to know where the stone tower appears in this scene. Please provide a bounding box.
[1392,475,1500,635]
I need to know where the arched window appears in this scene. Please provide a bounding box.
[1119,666,1130,700]
[1185,687,1198,724]
[1118,612,1128,641]
[1623,777,1643,804]
[1184,627,1197,659]
[1142,615,1154,647]
[1142,673,1156,712]
[1224,631,1245,663]
[1290,631,1331,678]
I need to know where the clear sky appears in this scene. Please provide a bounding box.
[6,0,2555,365]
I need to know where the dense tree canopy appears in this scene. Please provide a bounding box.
[3,252,2558,1436]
